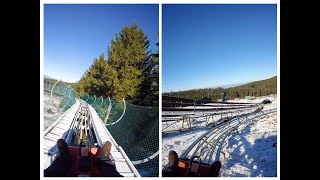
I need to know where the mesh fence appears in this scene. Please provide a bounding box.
[79,95,159,177]
[106,103,159,177]
[43,78,76,130]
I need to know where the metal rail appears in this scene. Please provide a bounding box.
[179,108,276,165]
[106,98,126,126]
[214,108,276,161]
[97,97,111,115]
[91,96,96,105]
[44,99,140,177]
[162,104,262,132]
[50,79,61,100]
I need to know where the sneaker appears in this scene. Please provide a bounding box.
[168,150,179,168]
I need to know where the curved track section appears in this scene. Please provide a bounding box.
[179,108,276,165]
[162,102,262,133]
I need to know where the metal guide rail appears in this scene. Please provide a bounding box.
[87,101,140,177]
[43,99,140,177]
[179,108,277,165]
[162,104,263,132]
[43,101,81,169]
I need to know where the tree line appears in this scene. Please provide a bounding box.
[73,23,159,107]
[163,76,277,101]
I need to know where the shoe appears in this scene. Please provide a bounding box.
[168,150,179,168]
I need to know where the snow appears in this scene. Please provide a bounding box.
[220,112,277,177]
[162,127,209,168]
[227,95,276,104]
[162,95,277,176]
[43,93,64,130]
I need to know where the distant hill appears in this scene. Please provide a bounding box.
[210,81,251,89]
[44,75,77,88]
[236,76,276,90]
[163,76,277,100]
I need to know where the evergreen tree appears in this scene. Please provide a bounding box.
[107,23,150,101]
[163,76,277,100]
[138,42,159,106]
[75,23,154,104]
[75,54,115,98]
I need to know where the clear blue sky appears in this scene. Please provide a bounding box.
[44,4,159,83]
[163,4,277,92]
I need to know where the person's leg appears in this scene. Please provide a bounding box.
[44,159,65,177]
[209,161,221,177]
[44,166,53,177]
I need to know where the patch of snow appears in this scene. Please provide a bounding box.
[43,93,64,130]
[162,127,209,168]
[220,99,277,177]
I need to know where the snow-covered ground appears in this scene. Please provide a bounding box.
[220,95,277,176]
[162,127,210,168]
[43,93,64,130]
[227,95,276,104]
[162,95,277,176]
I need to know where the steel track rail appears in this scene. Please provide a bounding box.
[162,105,262,131]
[179,108,276,165]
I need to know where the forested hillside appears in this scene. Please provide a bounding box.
[163,76,277,100]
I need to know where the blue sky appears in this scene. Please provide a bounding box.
[44,4,159,83]
[162,4,277,92]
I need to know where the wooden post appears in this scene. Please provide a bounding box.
[194,99,196,115]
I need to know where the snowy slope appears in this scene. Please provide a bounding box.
[43,93,64,130]
[220,97,277,177]
[162,127,209,169]
[162,95,278,176]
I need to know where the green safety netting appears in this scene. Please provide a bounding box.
[106,103,159,177]
[79,94,159,177]
[44,77,77,129]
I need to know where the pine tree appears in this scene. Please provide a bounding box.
[73,23,152,102]
[75,54,115,98]
[107,23,150,101]
[137,42,159,106]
